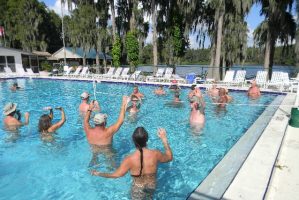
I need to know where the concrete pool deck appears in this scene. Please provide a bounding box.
[188,93,298,200]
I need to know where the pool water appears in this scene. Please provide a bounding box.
[0,79,278,200]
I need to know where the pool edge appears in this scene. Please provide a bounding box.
[187,94,289,200]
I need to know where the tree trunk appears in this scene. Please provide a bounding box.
[130,0,137,30]
[83,56,86,66]
[110,0,116,40]
[214,9,224,81]
[152,0,158,74]
[95,48,100,68]
[208,42,215,79]
[264,30,275,79]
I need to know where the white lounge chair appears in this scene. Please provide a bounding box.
[129,70,141,81]
[218,70,235,86]
[26,68,39,77]
[98,67,115,79]
[4,67,17,77]
[79,67,89,78]
[146,68,165,82]
[111,67,123,79]
[156,67,173,82]
[120,68,130,80]
[232,70,246,86]
[267,71,283,89]
[255,71,268,88]
[69,66,81,77]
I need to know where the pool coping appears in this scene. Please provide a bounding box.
[187,93,296,200]
[0,76,287,95]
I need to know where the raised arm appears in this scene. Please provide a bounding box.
[84,101,97,132]
[107,96,128,135]
[48,107,66,133]
[156,128,173,163]
[90,156,131,178]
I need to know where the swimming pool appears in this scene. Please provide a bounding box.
[0,78,280,199]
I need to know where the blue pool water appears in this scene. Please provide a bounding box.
[0,78,279,200]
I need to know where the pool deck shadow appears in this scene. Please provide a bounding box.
[188,93,296,200]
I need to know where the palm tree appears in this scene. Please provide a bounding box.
[254,0,296,79]
[204,0,253,80]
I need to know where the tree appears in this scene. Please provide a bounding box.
[125,31,139,72]
[2,0,62,52]
[66,4,96,65]
[254,0,296,79]
[112,35,121,67]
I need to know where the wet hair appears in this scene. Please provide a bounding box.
[13,83,18,87]
[132,127,148,177]
[219,88,226,96]
[174,92,180,98]
[38,114,52,132]
[131,95,139,101]
[191,85,196,90]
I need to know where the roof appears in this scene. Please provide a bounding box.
[32,50,51,57]
[52,47,112,60]
[0,46,35,56]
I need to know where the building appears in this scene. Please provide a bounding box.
[51,47,112,66]
[0,46,41,73]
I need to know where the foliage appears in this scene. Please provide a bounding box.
[0,0,62,52]
[125,31,139,69]
[40,61,53,72]
[112,35,121,67]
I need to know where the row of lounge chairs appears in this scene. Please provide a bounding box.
[60,66,186,83]
[215,70,299,92]
[0,67,38,78]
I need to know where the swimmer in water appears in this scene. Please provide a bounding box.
[208,83,219,102]
[3,102,29,129]
[154,85,166,95]
[189,96,205,131]
[217,88,228,108]
[91,127,173,200]
[127,95,141,114]
[169,80,181,92]
[79,92,100,114]
[248,80,261,99]
[131,86,144,99]
[38,107,66,141]
[188,85,197,99]
[10,83,21,91]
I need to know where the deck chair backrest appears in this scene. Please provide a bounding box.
[107,67,115,75]
[255,71,268,84]
[16,67,26,75]
[270,71,282,83]
[234,70,246,82]
[156,68,165,77]
[72,67,81,75]
[27,68,35,75]
[223,70,235,82]
[4,67,13,73]
[65,67,73,75]
[164,68,173,79]
[80,67,89,75]
[121,68,129,76]
[281,72,290,83]
[114,68,123,76]
[130,71,141,80]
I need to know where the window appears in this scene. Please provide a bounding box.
[21,54,29,71]
[30,56,38,67]
[6,56,16,72]
[0,56,6,72]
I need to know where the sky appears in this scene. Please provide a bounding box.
[40,0,296,49]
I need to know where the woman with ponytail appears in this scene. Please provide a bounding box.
[91,127,173,199]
